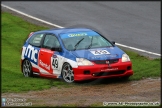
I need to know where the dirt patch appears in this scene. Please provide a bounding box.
[2,78,161,107]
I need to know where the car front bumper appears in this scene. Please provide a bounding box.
[73,59,133,81]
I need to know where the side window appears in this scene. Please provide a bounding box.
[28,33,44,46]
[43,34,60,49]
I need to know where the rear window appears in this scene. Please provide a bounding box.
[28,33,44,47]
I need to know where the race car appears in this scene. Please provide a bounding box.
[21,28,133,83]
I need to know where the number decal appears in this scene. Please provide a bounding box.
[90,50,110,55]
[95,51,101,54]
[102,50,108,54]
[52,58,58,69]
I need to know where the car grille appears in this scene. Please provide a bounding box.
[92,70,125,77]
[92,59,119,64]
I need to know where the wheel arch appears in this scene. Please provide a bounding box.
[61,60,78,71]
[61,62,70,71]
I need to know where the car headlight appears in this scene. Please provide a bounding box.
[76,58,94,66]
[122,53,130,62]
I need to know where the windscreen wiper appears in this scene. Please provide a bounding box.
[74,38,84,50]
[87,36,93,49]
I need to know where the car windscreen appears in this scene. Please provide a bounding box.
[60,31,113,51]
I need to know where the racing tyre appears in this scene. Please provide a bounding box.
[61,63,74,83]
[22,60,33,77]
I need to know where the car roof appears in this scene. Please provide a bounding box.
[34,28,94,36]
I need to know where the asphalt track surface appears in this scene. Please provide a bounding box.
[2,1,161,58]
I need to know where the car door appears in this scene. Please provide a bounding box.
[38,34,61,76]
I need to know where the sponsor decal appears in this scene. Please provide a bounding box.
[23,45,38,62]
[68,33,87,37]
[90,55,117,60]
[53,55,57,58]
[60,31,99,39]
[101,68,118,72]
[39,60,50,70]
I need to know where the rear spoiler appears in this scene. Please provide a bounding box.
[28,32,34,38]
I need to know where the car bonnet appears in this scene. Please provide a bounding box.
[71,46,125,60]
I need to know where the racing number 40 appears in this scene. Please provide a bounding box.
[52,58,58,69]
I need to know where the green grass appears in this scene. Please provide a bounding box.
[1,12,71,93]
[1,12,161,93]
[123,50,161,80]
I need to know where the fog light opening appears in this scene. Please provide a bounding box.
[127,66,131,70]
[84,70,90,75]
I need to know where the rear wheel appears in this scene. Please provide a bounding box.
[61,63,74,83]
[22,60,33,77]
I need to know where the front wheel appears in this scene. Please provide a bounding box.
[22,60,33,77]
[61,63,74,83]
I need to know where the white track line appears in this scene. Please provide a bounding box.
[1,4,161,57]
[1,4,63,28]
[116,43,161,56]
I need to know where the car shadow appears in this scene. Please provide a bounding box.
[74,77,131,85]
[32,75,131,85]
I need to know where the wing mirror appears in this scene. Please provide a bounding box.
[111,41,115,45]
[51,47,62,52]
